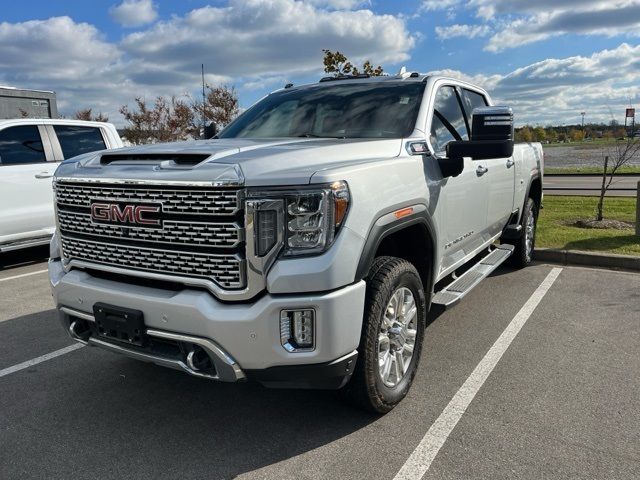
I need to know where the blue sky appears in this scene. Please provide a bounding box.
[1,0,639,126]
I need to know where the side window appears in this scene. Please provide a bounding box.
[461,89,488,132]
[430,86,468,153]
[53,126,106,159]
[0,125,46,165]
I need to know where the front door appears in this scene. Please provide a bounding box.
[0,124,57,244]
[459,88,515,236]
[427,85,489,275]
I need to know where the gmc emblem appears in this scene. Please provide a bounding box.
[90,202,162,228]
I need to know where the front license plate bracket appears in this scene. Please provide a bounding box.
[92,303,147,347]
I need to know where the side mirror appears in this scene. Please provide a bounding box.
[447,106,514,161]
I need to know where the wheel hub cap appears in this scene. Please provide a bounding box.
[378,287,418,388]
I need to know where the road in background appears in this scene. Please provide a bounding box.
[1,251,639,479]
[544,174,639,196]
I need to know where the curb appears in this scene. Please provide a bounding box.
[545,173,640,177]
[534,248,640,272]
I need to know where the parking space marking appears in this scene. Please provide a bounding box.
[0,269,48,283]
[0,343,84,379]
[394,267,563,480]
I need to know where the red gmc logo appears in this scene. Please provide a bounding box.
[90,202,162,227]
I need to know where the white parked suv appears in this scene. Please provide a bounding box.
[49,74,543,412]
[0,119,122,252]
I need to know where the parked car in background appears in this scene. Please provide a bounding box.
[0,119,122,252]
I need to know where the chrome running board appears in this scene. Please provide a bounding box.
[432,244,514,309]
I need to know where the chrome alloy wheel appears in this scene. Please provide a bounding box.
[378,287,418,388]
[525,210,535,262]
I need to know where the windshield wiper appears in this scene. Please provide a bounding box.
[297,133,346,139]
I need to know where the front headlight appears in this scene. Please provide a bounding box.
[250,181,350,258]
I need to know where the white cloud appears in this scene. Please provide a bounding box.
[431,43,640,125]
[424,0,640,52]
[120,0,416,78]
[307,0,370,9]
[435,24,490,40]
[109,0,158,28]
[0,2,415,123]
[481,1,640,52]
[420,0,460,11]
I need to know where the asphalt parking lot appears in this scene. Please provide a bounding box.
[1,247,639,479]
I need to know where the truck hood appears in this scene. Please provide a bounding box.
[55,137,403,186]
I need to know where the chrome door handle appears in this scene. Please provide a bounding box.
[506,159,515,168]
[476,165,488,176]
[35,173,54,179]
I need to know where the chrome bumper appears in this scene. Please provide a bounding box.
[60,306,245,382]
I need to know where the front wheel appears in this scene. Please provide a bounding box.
[507,197,537,268]
[340,256,426,414]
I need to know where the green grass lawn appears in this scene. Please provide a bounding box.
[537,196,640,255]
[545,166,640,175]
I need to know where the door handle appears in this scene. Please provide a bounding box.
[35,173,54,179]
[476,165,488,176]
[506,159,515,168]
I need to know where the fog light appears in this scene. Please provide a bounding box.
[280,309,315,352]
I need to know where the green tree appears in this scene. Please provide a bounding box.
[533,126,546,143]
[545,128,558,143]
[322,49,384,77]
[515,126,533,142]
[569,129,585,142]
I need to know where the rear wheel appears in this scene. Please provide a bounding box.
[507,197,537,268]
[340,256,426,413]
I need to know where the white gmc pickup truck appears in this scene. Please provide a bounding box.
[49,74,543,413]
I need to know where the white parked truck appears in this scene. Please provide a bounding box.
[48,74,543,413]
[0,119,122,252]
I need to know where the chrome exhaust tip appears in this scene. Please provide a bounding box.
[69,319,91,343]
[186,345,214,373]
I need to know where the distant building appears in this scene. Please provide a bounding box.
[0,86,58,119]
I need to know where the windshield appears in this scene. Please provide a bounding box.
[219,82,426,139]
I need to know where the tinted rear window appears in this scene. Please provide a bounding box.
[54,126,106,159]
[0,125,46,165]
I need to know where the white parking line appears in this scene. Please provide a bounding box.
[394,267,563,480]
[0,344,84,379]
[0,269,48,283]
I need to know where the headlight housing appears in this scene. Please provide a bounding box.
[249,181,350,258]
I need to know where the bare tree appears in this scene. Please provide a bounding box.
[73,108,109,122]
[322,49,384,77]
[596,137,640,221]
[18,108,29,118]
[192,85,239,131]
[119,96,196,145]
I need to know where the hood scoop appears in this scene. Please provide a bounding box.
[100,153,210,166]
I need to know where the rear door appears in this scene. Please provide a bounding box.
[0,124,57,243]
[460,88,515,235]
[427,85,489,275]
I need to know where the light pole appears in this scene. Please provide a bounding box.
[580,112,585,130]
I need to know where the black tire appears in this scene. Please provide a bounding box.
[506,197,537,268]
[340,256,427,414]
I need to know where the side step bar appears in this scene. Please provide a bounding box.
[432,244,514,309]
[0,235,52,253]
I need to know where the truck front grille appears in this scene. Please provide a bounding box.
[58,211,242,248]
[55,180,245,291]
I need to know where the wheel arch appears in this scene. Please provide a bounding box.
[355,210,437,297]
[526,175,542,214]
